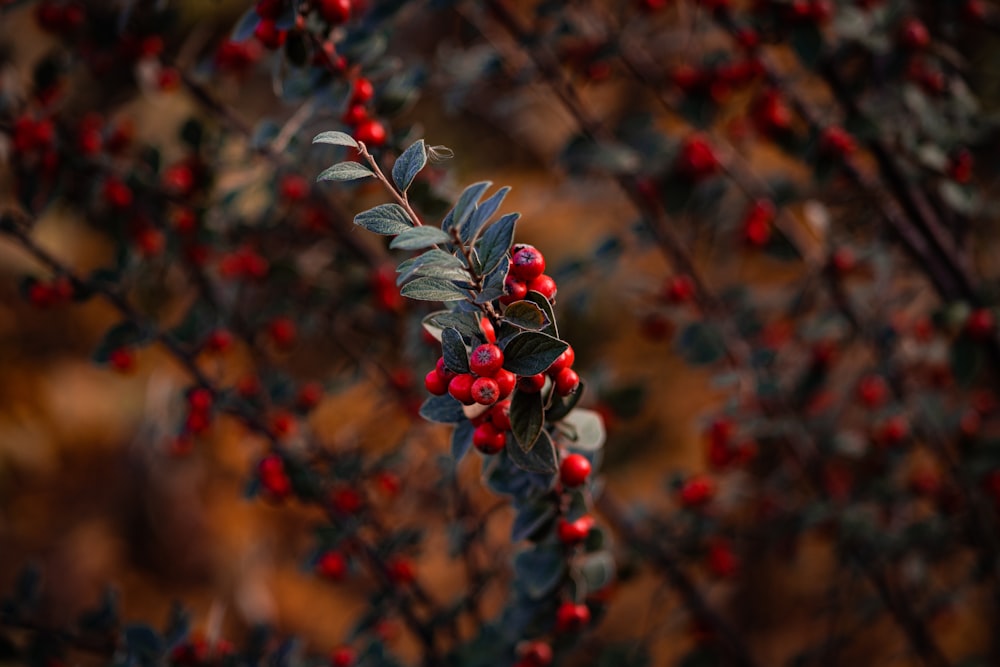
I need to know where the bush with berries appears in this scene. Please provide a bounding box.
[3,0,1000,666]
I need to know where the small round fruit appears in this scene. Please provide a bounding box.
[317,551,347,580]
[557,515,594,545]
[510,245,546,281]
[471,376,500,405]
[559,453,591,487]
[547,346,575,376]
[554,602,591,633]
[424,369,448,395]
[470,343,504,377]
[435,357,456,382]
[490,399,512,431]
[318,0,352,23]
[516,373,546,393]
[354,119,386,147]
[473,422,506,454]
[501,276,528,305]
[448,373,475,405]
[679,475,715,507]
[480,316,497,343]
[494,369,516,399]
[527,274,557,300]
[554,367,580,396]
[350,76,374,104]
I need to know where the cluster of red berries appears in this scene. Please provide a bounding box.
[25,276,73,308]
[502,244,557,304]
[258,454,292,499]
[341,77,387,148]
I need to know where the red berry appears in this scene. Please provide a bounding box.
[875,415,909,447]
[519,642,553,667]
[318,0,352,23]
[831,246,856,275]
[857,374,888,408]
[270,410,297,439]
[103,178,134,210]
[317,551,347,580]
[494,369,516,399]
[510,245,546,281]
[554,602,591,633]
[331,646,356,667]
[254,18,287,49]
[559,453,591,487]
[966,308,995,340]
[490,399,512,431]
[679,475,714,507]
[255,0,284,18]
[527,274,557,301]
[341,104,369,126]
[470,343,504,377]
[163,163,195,196]
[664,274,696,303]
[258,455,291,499]
[388,557,416,585]
[448,373,475,405]
[28,282,54,308]
[424,369,449,395]
[677,134,719,181]
[350,77,374,104]
[554,367,580,396]
[331,487,363,515]
[268,317,297,349]
[480,316,497,343]
[899,17,930,50]
[557,515,594,545]
[435,357,457,382]
[471,376,501,405]
[547,345,575,376]
[280,173,309,202]
[516,373,546,393]
[297,382,324,410]
[820,126,856,158]
[707,539,739,578]
[948,149,973,184]
[473,422,506,454]
[109,347,135,373]
[354,119,386,147]
[501,276,528,305]
[188,387,213,412]
[205,329,233,353]
[963,0,987,22]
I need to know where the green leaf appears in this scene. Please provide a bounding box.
[396,249,467,285]
[474,212,519,276]
[524,290,558,337]
[510,388,544,451]
[441,327,470,374]
[317,161,375,182]
[677,322,726,366]
[503,300,548,331]
[443,181,491,235]
[422,310,481,343]
[451,420,474,461]
[389,226,451,250]
[502,332,568,376]
[231,9,261,42]
[790,23,824,68]
[392,139,427,192]
[355,203,413,235]
[419,394,466,423]
[951,335,983,388]
[558,408,605,452]
[577,551,615,594]
[462,185,511,243]
[514,543,566,599]
[511,501,556,542]
[401,277,468,302]
[312,130,358,148]
[546,381,585,422]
